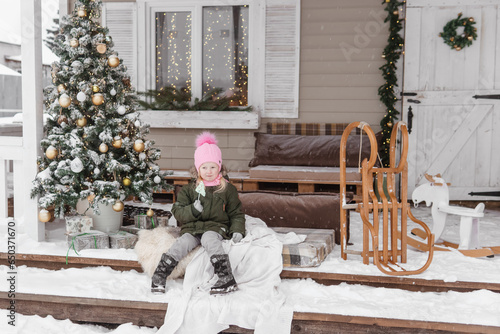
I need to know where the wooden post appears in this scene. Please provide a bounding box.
[0,160,7,218]
[21,0,45,241]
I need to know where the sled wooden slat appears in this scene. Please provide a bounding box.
[1,292,498,333]
[2,252,499,294]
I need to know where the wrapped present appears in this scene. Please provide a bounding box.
[65,215,93,234]
[66,231,109,252]
[156,210,172,226]
[157,216,169,227]
[271,227,335,267]
[79,216,93,232]
[135,214,158,229]
[120,225,142,235]
[109,231,138,249]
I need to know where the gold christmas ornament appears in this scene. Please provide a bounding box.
[57,115,68,125]
[133,139,145,152]
[92,85,100,93]
[467,35,473,41]
[387,121,393,127]
[469,17,474,22]
[112,137,123,148]
[76,117,87,127]
[59,94,72,108]
[123,177,131,186]
[108,55,120,68]
[92,93,104,106]
[99,143,108,153]
[70,38,79,48]
[45,146,58,160]
[96,43,107,54]
[146,209,154,217]
[455,46,462,51]
[38,209,51,223]
[393,10,398,15]
[450,36,455,42]
[57,84,66,93]
[112,200,124,212]
[77,7,87,17]
[87,194,96,203]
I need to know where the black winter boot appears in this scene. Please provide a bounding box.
[151,253,178,294]
[210,254,237,295]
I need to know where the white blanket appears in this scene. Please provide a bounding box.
[157,216,293,334]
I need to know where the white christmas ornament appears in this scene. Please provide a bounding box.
[94,168,100,175]
[77,91,87,102]
[134,120,141,127]
[110,88,117,96]
[139,152,146,161]
[117,106,126,115]
[71,60,83,68]
[70,157,84,173]
[154,175,161,184]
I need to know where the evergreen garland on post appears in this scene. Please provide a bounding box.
[378,0,405,166]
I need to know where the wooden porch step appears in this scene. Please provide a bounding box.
[2,252,500,294]
[1,292,498,333]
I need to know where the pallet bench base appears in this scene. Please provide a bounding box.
[159,170,362,202]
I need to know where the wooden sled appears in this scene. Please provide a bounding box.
[340,121,434,276]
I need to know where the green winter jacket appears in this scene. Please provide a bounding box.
[171,181,246,239]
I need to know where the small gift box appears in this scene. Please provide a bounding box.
[66,231,109,252]
[134,214,158,229]
[156,210,172,227]
[65,215,93,234]
[109,231,138,249]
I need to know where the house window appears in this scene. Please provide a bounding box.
[155,11,192,93]
[107,0,300,128]
[153,4,250,107]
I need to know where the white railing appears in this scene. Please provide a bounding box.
[0,136,24,220]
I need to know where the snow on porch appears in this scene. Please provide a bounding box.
[1,206,500,330]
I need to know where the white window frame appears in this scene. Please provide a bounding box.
[136,0,264,129]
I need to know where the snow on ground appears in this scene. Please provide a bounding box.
[0,312,158,334]
[1,205,500,332]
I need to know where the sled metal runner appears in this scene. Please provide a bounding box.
[339,121,434,275]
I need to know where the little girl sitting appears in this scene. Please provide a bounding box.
[151,132,246,294]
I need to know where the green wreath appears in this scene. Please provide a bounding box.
[439,13,477,51]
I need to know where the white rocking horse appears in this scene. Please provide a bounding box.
[411,174,484,250]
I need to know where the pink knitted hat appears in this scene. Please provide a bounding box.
[194,132,222,171]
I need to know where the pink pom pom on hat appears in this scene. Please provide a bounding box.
[194,131,222,171]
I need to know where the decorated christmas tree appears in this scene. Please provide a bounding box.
[31,0,169,220]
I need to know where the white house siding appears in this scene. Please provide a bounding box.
[72,0,388,171]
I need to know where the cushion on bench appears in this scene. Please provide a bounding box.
[272,227,334,267]
[249,132,375,168]
[238,190,351,245]
[248,165,361,182]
